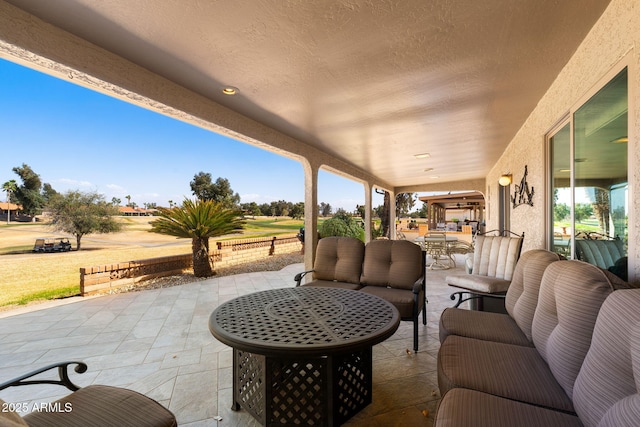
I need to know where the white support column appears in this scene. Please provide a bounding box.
[302,159,319,271]
[364,182,372,243]
[388,189,397,239]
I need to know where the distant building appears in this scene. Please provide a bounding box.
[118,206,156,216]
[0,202,21,221]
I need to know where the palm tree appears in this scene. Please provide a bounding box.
[149,198,245,277]
[2,180,17,224]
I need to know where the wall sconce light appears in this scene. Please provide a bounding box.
[498,174,512,186]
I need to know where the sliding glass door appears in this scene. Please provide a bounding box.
[548,68,628,279]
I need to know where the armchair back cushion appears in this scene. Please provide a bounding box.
[573,289,640,427]
[471,235,523,280]
[360,240,423,290]
[312,236,364,285]
[505,249,564,341]
[532,260,629,400]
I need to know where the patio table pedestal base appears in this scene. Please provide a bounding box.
[233,348,372,427]
[210,288,399,427]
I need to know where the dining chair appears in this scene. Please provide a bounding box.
[424,232,450,269]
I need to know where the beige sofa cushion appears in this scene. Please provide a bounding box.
[439,308,532,346]
[505,250,563,341]
[573,289,640,427]
[360,240,422,290]
[437,335,575,413]
[312,236,364,285]
[532,260,626,400]
[435,388,583,427]
[439,250,561,345]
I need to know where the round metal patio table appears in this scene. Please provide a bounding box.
[209,286,400,427]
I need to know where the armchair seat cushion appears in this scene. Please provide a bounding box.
[300,280,362,290]
[360,286,418,319]
[446,274,511,294]
[0,399,28,426]
[23,385,177,427]
[438,308,532,346]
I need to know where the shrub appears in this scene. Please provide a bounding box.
[319,211,365,241]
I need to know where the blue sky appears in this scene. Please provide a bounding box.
[0,58,381,212]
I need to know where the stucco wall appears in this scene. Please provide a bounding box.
[487,0,639,281]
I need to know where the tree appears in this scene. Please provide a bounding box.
[111,197,121,206]
[2,180,17,224]
[125,195,131,206]
[592,188,610,235]
[575,203,593,223]
[190,172,240,208]
[396,193,417,217]
[241,202,262,217]
[414,202,428,218]
[149,198,245,277]
[553,203,570,222]
[12,163,45,219]
[258,203,271,216]
[42,183,59,204]
[374,190,391,238]
[289,202,304,219]
[319,202,332,217]
[47,190,122,250]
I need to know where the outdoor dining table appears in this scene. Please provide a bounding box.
[209,286,400,427]
[414,234,459,269]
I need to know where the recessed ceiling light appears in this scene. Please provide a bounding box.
[222,86,239,95]
[430,176,440,179]
[559,169,571,173]
[414,153,430,159]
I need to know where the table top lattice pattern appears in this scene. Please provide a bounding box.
[210,287,399,355]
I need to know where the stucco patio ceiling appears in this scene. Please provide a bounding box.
[5,0,611,189]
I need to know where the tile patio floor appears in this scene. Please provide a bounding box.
[0,254,467,427]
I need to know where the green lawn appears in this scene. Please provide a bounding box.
[0,216,312,308]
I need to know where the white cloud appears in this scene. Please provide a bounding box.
[105,183,126,192]
[57,178,93,187]
[240,193,276,203]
